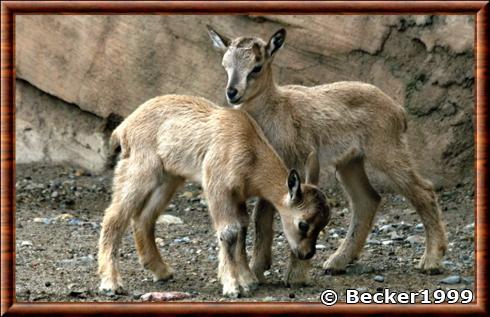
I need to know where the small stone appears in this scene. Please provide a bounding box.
[74,169,87,177]
[51,191,59,198]
[180,191,194,199]
[79,255,94,264]
[263,270,271,277]
[415,223,424,231]
[263,296,276,301]
[374,275,385,282]
[390,232,404,240]
[315,244,327,250]
[155,238,164,247]
[288,293,295,299]
[379,224,394,232]
[382,240,394,246]
[405,235,424,245]
[45,281,51,287]
[366,239,381,245]
[441,275,461,285]
[67,218,83,226]
[465,223,475,230]
[356,287,368,292]
[55,213,75,221]
[21,240,33,247]
[32,218,53,225]
[173,236,191,244]
[156,214,183,225]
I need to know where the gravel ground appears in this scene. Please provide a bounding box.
[15,163,475,302]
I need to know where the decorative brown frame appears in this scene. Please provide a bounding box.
[1,1,488,316]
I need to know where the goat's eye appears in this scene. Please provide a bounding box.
[251,65,262,74]
[299,221,309,233]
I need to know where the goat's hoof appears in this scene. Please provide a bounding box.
[240,281,259,296]
[284,271,310,287]
[416,255,443,275]
[98,285,127,296]
[152,265,174,282]
[99,277,125,296]
[222,288,240,298]
[323,254,350,274]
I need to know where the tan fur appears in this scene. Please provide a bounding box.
[97,95,330,297]
[207,27,448,281]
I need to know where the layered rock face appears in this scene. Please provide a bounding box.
[16,15,474,188]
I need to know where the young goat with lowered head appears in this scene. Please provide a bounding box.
[207,26,447,285]
[97,95,330,298]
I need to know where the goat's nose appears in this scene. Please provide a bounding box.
[227,87,238,99]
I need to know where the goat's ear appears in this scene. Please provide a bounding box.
[305,150,320,185]
[266,28,286,57]
[287,169,302,203]
[206,25,230,52]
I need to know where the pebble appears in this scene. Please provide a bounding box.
[315,244,327,250]
[155,238,164,246]
[67,218,83,226]
[382,240,394,246]
[55,213,75,221]
[415,223,424,231]
[33,217,53,225]
[156,214,183,225]
[356,287,368,292]
[405,235,424,245]
[390,232,404,240]
[180,191,194,199]
[288,293,295,299]
[21,240,33,247]
[374,275,385,282]
[366,239,381,245]
[263,270,271,277]
[441,275,461,285]
[51,191,59,198]
[379,224,394,232]
[173,237,191,244]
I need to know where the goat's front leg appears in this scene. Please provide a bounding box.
[250,199,275,283]
[285,252,311,286]
[217,223,245,298]
[234,207,259,295]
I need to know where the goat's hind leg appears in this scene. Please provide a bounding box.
[250,199,274,284]
[380,151,447,274]
[131,174,184,283]
[324,156,382,274]
[98,158,159,294]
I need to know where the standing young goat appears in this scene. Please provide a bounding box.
[206,26,447,284]
[97,95,330,298]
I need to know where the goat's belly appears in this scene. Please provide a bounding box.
[318,142,363,167]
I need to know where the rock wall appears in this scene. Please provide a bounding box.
[16,15,474,188]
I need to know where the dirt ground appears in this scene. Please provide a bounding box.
[15,163,475,303]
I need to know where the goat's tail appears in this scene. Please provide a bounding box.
[106,125,128,169]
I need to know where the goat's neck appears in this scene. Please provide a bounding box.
[243,68,282,118]
[249,146,290,213]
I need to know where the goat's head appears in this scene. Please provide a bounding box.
[207,26,286,107]
[279,152,330,260]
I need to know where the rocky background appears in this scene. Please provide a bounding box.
[16,15,475,188]
[15,15,476,302]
